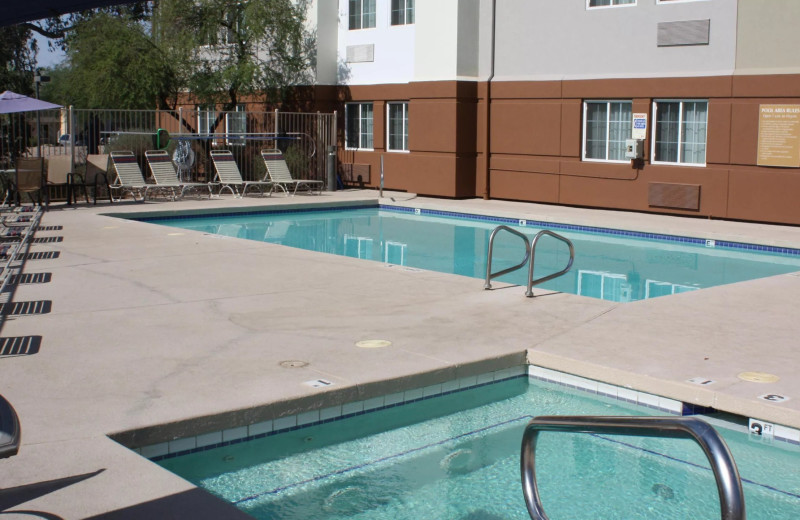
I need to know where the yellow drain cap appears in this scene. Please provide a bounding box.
[355,339,392,349]
[738,371,780,383]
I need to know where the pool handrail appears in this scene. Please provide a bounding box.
[520,415,746,520]
[484,226,574,297]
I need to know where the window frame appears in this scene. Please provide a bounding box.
[386,101,409,153]
[345,102,374,151]
[651,99,709,167]
[391,0,414,26]
[225,104,246,146]
[581,100,633,163]
[586,0,636,9]
[197,105,216,136]
[349,0,377,30]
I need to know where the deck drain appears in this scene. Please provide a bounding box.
[280,360,309,368]
[355,339,392,349]
[738,372,780,383]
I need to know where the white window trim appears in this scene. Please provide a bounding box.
[225,105,246,146]
[586,0,637,9]
[349,0,377,31]
[390,0,414,26]
[581,100,632,163]
[345,102,374,151]
[386,101,409,153]
[651,99,708,167]
[197,105,215,136]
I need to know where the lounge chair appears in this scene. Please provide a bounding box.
[144,150,214,200]
[260,149,324,196]
[108,151,148,202]
[210,150,273,197]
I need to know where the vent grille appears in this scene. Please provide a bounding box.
[657,20,710,47]
[346,44,375,63]
[648,182,701,210]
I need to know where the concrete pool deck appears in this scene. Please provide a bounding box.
[1,190,800,518]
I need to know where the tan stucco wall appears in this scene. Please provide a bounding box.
[736,0,800,74]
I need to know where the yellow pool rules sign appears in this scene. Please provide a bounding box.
[757,104,800,167]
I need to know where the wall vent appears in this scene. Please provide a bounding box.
[346,44,375,63]
[648,182,701,210]
[657,20,710,47]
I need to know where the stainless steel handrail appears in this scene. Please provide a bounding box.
[521,415,746,520]
[525,230,574,298]
[484,225,531,290]
[484,226,574,298]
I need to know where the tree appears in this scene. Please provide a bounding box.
[42,13,177,109]
[0,25,37,95]
[153,0,315,112]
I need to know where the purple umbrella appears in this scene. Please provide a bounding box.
[0,90,62,114]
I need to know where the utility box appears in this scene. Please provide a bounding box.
[625,139,644,160]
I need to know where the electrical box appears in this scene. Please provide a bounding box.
[625,139,644,160]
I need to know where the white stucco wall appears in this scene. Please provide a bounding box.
[337,0,416,85]
[308,0,340,85]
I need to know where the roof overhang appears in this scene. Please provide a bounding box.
[4,0,139,27]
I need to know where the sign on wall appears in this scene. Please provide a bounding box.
[632,113,647,140]
[757,104,800,168]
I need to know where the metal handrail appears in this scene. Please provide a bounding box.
[521,415,746,520]
[484,226,574,298]
[484,225,531,290]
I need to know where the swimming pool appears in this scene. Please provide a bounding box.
[146,205,800,302]
[156,374,800,519]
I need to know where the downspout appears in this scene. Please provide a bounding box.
[482,0,497,200]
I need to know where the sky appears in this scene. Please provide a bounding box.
[33,32,66,69]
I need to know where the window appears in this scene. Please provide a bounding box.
[225,105,246,145]
[588,0,635,7]
[391,0,414,25]
[387,102,409,152]
[583,101,632,162]
[197,105,216,135]
[349,0,376,30]
[345,102,374,150]
[652,100,708,165]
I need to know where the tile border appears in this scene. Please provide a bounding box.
[139,364,800,462]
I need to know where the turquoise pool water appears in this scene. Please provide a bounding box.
[158,377,800,519]
[148,206,800,302]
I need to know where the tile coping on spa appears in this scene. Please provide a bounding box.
[136,365,800,462]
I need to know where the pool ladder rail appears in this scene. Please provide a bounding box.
[520,415,746,520]
[484,225,575,297]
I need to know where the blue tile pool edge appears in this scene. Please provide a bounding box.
[136,365,800,462]
[128,202,800,258]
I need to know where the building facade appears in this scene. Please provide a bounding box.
[327,0,800,225]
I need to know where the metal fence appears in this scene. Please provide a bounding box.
[0,107,337,200]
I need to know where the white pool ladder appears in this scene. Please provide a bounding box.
[484,225,575,297]
[520,415,746,520]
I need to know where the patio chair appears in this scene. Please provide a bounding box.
[14,157,46,208]
[68,154,112,205]
[144,150,214,200]
[260,149,324,196]
[210,150,273,198]
[44,155,72,205]
[108,151,148,202]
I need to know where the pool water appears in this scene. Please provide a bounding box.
[158,378,800,520]
[150,207,800,302]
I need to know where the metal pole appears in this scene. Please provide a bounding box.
[326,145,337,191]
[380,154,384,198]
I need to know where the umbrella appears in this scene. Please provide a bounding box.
[0,90,62,114]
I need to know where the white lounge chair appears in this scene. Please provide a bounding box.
[108,151,148,202]
[210,150,273,197]
[260,149,323,196]
[145,150,214,200]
